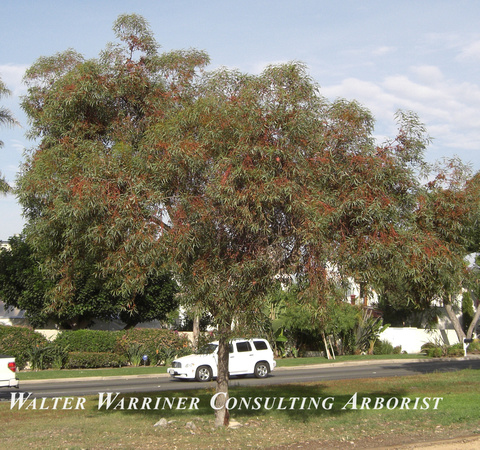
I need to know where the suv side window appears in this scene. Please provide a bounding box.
[253,340,268,350]
[236,341,252,352]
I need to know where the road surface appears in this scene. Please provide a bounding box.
[3,357,479,399]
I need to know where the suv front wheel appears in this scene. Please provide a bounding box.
[254,361,270,378]
[195,365,213,382]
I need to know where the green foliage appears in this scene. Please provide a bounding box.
[468,339,480,352]
[115,328,191,365]
[49,343,70,369]
[17,14,206,326]
[423,340,479,358]
[446,343,464,357]
[45,328,192,368]
[427,347,444,358]
[420,342,437,351]
[195,331,217,352]
[373,339,394,355]
[0,235,54,327]
[118,274,179,328]
[126,343,145,366]
[26,345,53,371]
[0,325,49,369]
[65,352,128,369]
[0,76,19,192]
[421,340,467,358]
[0,236,178,329]
[354,310,387,354]
[461,291,475,333]
[54,329,120,353]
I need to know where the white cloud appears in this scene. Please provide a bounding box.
[9,139,26,155]
[372,46,395,57]
[321,65,480,164]
[409,65,444,84]
[457,40,480,61]
[0,64,28,96]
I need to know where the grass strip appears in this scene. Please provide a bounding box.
[3,368,479,448]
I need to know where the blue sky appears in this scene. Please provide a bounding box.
[1,1,480,239]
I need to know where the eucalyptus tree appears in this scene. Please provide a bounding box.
[17,13,477,428]
[410,161,480,342]
[17,14,197,326]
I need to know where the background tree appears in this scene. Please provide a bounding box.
[0,235,178,329]
[0,235,53,327]
[375,160,480,342]
[433,167,480,341]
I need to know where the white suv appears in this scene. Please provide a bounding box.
[167,338,276,382]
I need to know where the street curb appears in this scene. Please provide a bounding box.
[275,355,480,371]
[19,355,480,385]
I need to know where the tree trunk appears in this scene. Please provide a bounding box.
[466,290,480,339]
[192,314,200,350]
[322,331,331,360]
[444,296,466,343]
[67,316,90,330]
[214,334,230,427]
[328,335,336,359]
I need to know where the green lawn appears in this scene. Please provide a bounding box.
[3,368,479,448]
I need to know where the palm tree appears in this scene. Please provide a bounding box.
[0,76,19,194]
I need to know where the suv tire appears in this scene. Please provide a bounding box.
[195,365,213,382]
[254,361,270,378]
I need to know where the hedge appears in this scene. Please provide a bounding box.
[0,326,193,370]
[54,329,121,353]
[115,328,192,365]
[65,351,128,369]
[0,325,49,369]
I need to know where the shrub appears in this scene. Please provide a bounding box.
[116,328,191,365]
[65,352,128,369]
[468,339,480,353]
[421,342,436,351]
[393,345,402,354]
[447,344,463,357]
[427,347,443,358]
[26,345,54,371]
[126,343,145,366]
[0,325,49,369]
[50,343,70,369]
[373,339,394,355]
[54,330,120,353]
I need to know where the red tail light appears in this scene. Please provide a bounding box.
[8,362,16,372]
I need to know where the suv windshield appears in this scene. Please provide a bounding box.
[196,343,218,355]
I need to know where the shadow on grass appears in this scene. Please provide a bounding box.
[95,383,413,423]
[379,358,480,376]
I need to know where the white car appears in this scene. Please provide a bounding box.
[167,338,276,382]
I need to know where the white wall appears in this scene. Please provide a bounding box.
[379,327,460,353]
